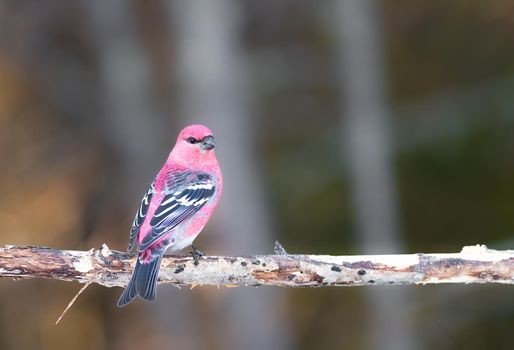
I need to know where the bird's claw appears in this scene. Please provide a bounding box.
[190,245,205,266]
[274,240,289,255]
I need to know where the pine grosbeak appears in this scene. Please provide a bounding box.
[117,124,223,307]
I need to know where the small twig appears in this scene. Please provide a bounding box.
[274,240,289,255]
[55,282,91,325]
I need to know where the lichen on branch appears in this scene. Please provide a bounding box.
[0,244,512,288]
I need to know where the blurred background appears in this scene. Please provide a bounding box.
[0,1,513,349]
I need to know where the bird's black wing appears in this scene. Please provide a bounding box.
[138,172,216,252]
[127,184,154,252]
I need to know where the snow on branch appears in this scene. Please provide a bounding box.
[0,244,512,288]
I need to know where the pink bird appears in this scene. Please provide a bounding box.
[117,124,223,307]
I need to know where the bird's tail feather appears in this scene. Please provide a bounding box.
[117,254,163,307]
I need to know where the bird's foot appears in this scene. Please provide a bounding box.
[189,245,205,266]
[274,240,289,255]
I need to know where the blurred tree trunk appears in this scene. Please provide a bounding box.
[81,1,166,187]
[334,1,418,349]
[82,2,202,349]
[169,0,291,349]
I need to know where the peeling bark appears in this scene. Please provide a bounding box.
[0,244,512,288]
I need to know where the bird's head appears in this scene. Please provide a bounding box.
[169,124,218,167]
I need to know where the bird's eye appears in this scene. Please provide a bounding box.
[186,137,198,144]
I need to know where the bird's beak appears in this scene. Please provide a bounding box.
[201,135,215,150]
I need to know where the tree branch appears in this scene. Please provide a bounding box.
[0,244,512,288]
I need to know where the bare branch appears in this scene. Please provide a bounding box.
[0,244,512,288]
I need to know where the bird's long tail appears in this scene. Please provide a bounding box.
[117,251,163,307]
